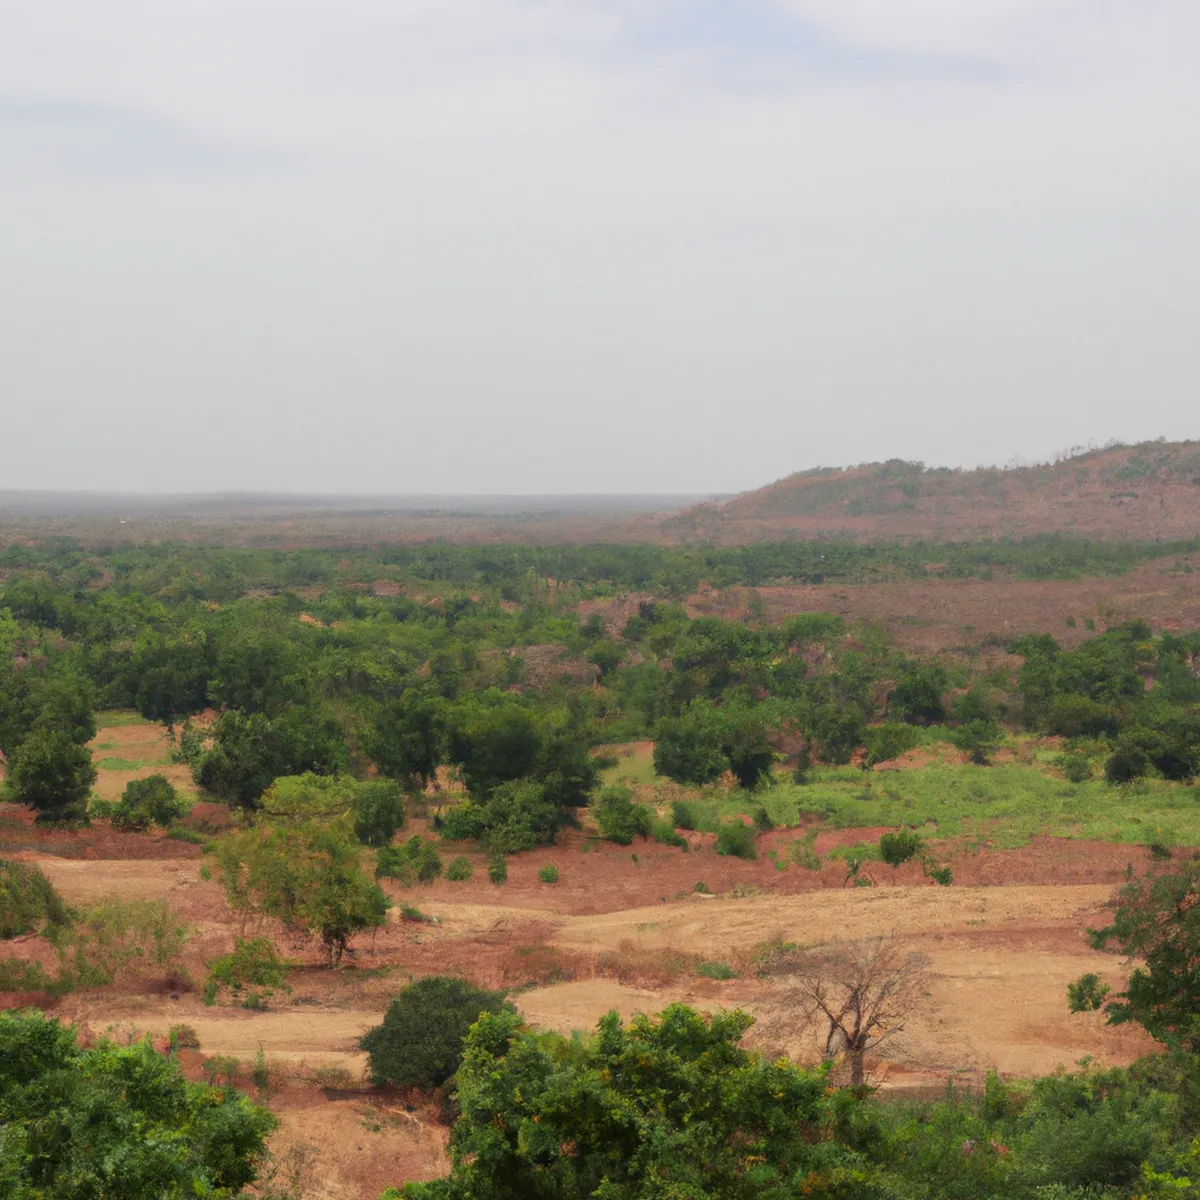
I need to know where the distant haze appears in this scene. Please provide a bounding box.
[1,2,1197,494]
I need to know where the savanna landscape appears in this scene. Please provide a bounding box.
[7,441,1200,1199]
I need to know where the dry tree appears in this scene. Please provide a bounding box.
[773,936,931,1087]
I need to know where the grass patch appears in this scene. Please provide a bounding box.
[702,762,1200,850]
[95,710,153,729]
[96,756,174,771]
[696,961,737,980]
[600,746,659,789]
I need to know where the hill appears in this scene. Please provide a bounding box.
[662,440,1200,543]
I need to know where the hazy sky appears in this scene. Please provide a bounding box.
[1,1,1197,495]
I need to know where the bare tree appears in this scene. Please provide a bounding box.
[774,937,930,1087]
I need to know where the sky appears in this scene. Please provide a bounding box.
[1,1,1197,495]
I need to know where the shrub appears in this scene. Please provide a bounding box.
[864,722,920,767]
[692,881,711,894]
[924,863,953,887]
[441,781,564,853]
[879,829,922,867]
[0,858,73,939]
[1063,753,1093,783]
[594,786,653,845]
[446,856,473,882]
[0,957,58,992]
[1067,972,1111,1013]
[1106,737,1152,784]
[352,780,406,848]
[440,802,489,842]
[715,821,756,860]
[789,831,821,870]
[360,976,512,1089]
[111,774,186,831]
[696,961,736,980]
[204,937,290,1009]
[488,853,508,884]
[651,820,687,849]
[752,805,774,832]
[376,836,443,885]
[60,899,190,988]
[169,1023,201,1050]
[949,719,1002,766]
[538,864,559,884]
[670,801,696,831]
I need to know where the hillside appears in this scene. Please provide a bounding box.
[662,440,1200,543]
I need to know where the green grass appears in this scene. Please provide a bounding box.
[601,748,659,789]
[96,756,172,771]
[711,764,1200,850]
[599,732,1200,852]
[95,710,153,729]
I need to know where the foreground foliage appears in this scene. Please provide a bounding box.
[0,1010,275,1199]
[397,1004,870,1200]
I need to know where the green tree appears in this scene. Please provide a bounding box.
[1076,862,1200,1053]
[353,779,407,847]
[5,725,96,823]
[195,707,348,810]
[368,690,446,790]
[0,1010,275,1198]
[360,976,511,1090]
[888,661,948,726]
[653,701,728,785]
[215,819,388,966]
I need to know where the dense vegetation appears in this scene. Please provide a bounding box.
[4,538,1200,1198]
[0,1010,275,1198]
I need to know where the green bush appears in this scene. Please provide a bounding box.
[1063,753,1093,783]
[1067,972,1111,1013]
[441,802,489,842]
[651,820,688,849]
[111,774,186,831]
[204,937,290,1009]
[0,1010,276,1195]
[715,821,757,860]
[446,856,473,882]
[949,719,1002,765]
[864,722,920,767]
[352,780,406,848]
[0,858,73,939]
[594,786,653,845]
[879,829,922,867]
[752,805,774,832]
[0,957,59,992]
[488,853,508,885]
[671,800,696,831]
[376,836,443,885]
[360,976,511,1089]
[537,864,559,883]
[441,781,564,853]
[59,899,190,988]
[696,961,737,980]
